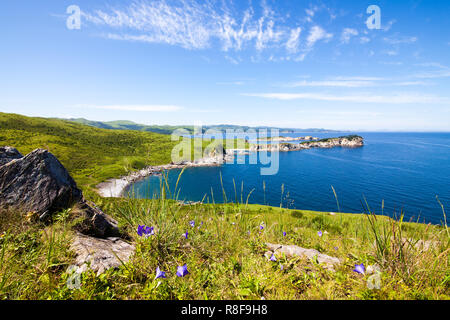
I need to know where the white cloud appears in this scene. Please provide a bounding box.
[382,19,396,32]
[340,28,358,44]
[360,36,370,44]
[383,36,418,44]
[285,27,302,53]
[83,1,305,57]
[287,79,376,88]
[77,104,183,112]
[413,63,450,79]
[243,92,449,104]
[307,26,333,47]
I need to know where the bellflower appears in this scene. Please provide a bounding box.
[283,231,286,237]
[353,263,365,274]
[176,264,189,277]
[155,267,166,279]
[137,225,154,237]
[318,231,323,237]
[189,220,195,228]
[183,231,188,239]
[269,254,277,262]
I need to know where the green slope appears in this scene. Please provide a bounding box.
[0,112,178,188]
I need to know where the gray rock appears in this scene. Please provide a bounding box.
[0,148,83,215]
[266,243,341,271]
[73,201,121,238]
[0,146,23,167]
[71,233,135,275]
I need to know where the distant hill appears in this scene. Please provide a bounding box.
[63,118,343,135]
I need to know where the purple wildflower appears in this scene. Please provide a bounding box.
[283,231,287,237]
[269,254,277,262]
[137,225,155,237]
[183,231,188,239]
[260,225,264,230]
[155,267,166,279]
[318,231,323,237]
[137,225,145,237]
[145,226,155,236]
[280,265,284,271]
[189,220,195,228]
[176,264,189,277]
[353,263,365,274]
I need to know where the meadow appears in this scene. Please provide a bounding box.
[0,112,448,300]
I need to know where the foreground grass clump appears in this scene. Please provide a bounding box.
[1,190,448,299]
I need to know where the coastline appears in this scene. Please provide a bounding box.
[96,135,364,198]
[96,155,231,198]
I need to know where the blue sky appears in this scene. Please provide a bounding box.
[0,0,449,131]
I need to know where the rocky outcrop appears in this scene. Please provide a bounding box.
[0,146,134,274]
[71,233,135,275]
[0,148,83,217]
[0,147,23,166]
[250,135,364,152]
[266,243,341,271]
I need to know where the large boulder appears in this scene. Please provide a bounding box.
[0,148,82,216]
[0,146,134,274]
[0,146,23,167]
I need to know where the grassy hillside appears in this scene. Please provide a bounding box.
[65,118,342,135]
[0,113,180,189]
[65,118,195,135]
[0,113,247,193]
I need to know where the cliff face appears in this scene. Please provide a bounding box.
[249,135,364,152]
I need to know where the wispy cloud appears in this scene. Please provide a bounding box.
[77,104,183,112]
[284,76,430,88]
[306,25,333,47]
[340,28,358,44]
[412,63,450,79]
[243,92,449,104]
[383,36,418,44]
[82,1,337,62]
[286,79,376,88]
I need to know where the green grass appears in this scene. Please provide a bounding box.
[0,188,448,300]
[0,112,448,300]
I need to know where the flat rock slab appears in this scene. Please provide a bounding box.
[71,233,135,275]
[266,243,341,271]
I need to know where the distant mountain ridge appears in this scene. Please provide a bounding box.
[63,118,344,135]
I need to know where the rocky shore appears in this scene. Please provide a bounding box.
[257,136,319,142]
[250,135,364,152]
[96,135,364,198]
[96,154,231,198]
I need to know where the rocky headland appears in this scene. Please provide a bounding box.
[250,135,364,152]
[256,136,320,142]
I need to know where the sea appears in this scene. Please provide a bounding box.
[128,132,450,225]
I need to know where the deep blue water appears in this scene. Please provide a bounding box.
[129,132,450,225]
